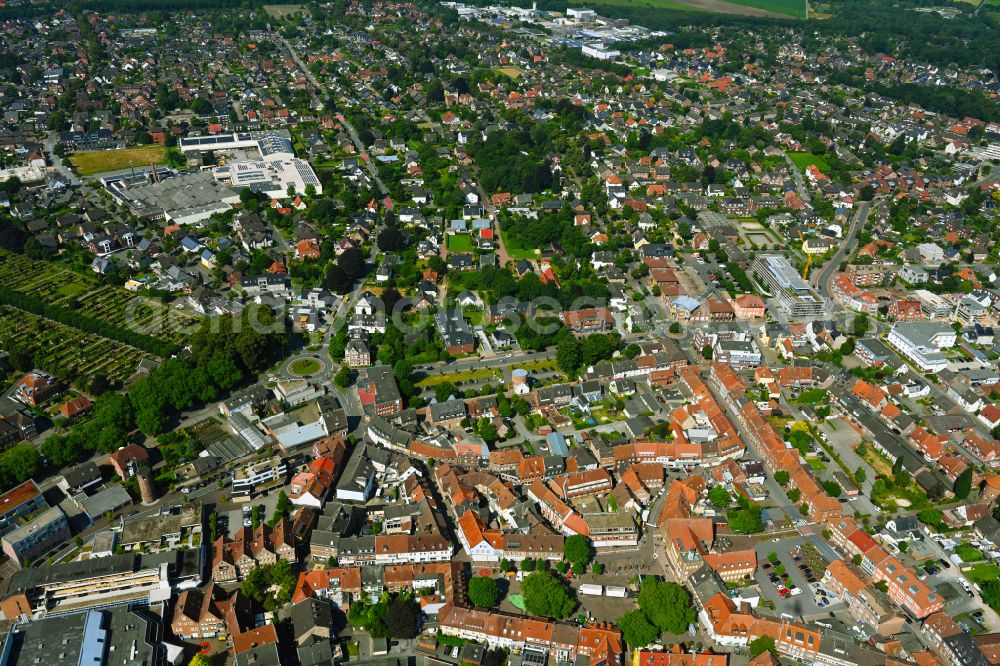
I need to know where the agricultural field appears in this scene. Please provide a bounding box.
[576,0,805,18]
[0,307,152,383]
[0,251,200,344]
[788,151,832,172]
[68,145,169,176]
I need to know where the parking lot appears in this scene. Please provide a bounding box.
[754,536,845,619]
[223,486,285,537]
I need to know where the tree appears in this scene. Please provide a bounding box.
[556,338,582,376]
[334,366,353,388]
[637,579,695,634]
[787,488,801,502]
[188,655,213,666]
[768,551,779,564]
[955,466,973,499]
[521,571,575,619]
[563,534,593,567]
[701,345,713,360]
[468,576,500,608]
[377,225,406,252]
[617,609,658,648]
[982,579,1000,614]
[749,636,777,658]
[822,480,843,497]
[708,486,731,507]
[476,417,499,443]
[251,505,261,529]
[592,562,604,575]
[668,322,681,335]
[728,504,763,534]
[384,596,420,639]
[918,508,944,529]
[774,470,790,486]
[435,382,458,403]
[855,467,867,484]
[513,397,531,416]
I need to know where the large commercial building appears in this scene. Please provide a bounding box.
[231,456,288,501]
[886,322,956,373]
[180,130,321,199]
[106,169,241,225]
[751,254,825,318]
[105,130,320,224]
[0,480,48,538]
[0,550,199,620]
[1,506,71,567]
[0,605,176,666]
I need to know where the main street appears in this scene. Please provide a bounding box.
[276,35,388,198]
[814,199,874,297]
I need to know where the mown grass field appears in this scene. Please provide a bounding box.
[446,234,475,253]
[69,145,168,175]
[788,151,831,171]
[264,4,306,18]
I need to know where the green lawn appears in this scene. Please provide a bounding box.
[966,563,1000,585]
[788,152,831,172]
[498,228,538,260]
[956,543,986,562]
[447,234,475,253]
[290,358,321,375]
[806,458,827,472]
[56,282,88,298]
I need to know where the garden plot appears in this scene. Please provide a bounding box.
[0,307,151,383]
[0,252,200,343]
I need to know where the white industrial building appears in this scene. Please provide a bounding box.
[886,322,956,373]
[180,130,322,199]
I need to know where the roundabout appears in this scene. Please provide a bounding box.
[287,357,325,377]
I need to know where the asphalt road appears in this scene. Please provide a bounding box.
[814,199,873,297]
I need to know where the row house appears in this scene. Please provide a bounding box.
[438,604,623,666]
[212,520,296,582]
[826,517,944,619]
